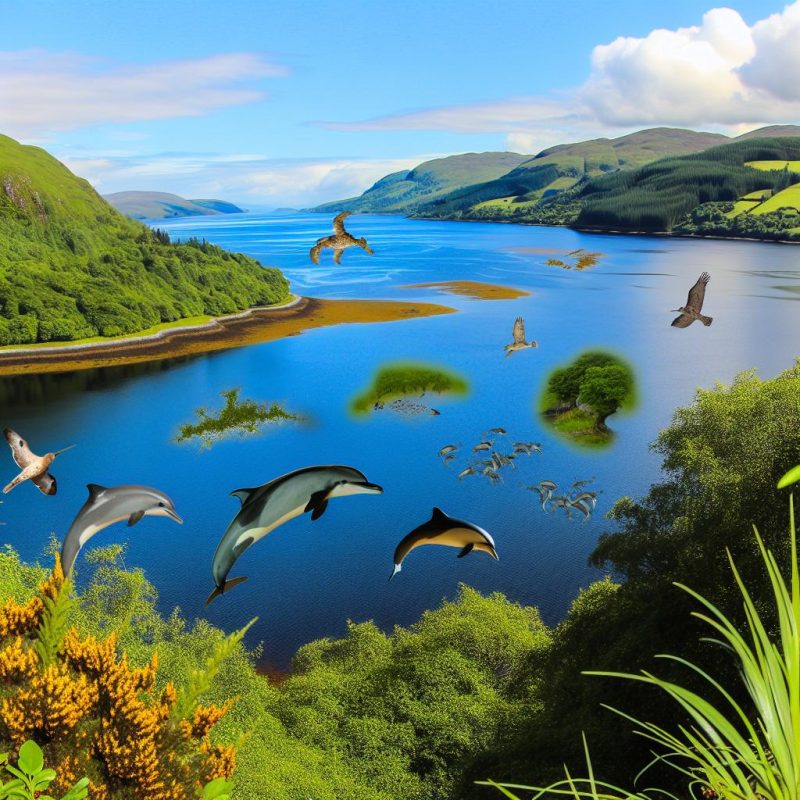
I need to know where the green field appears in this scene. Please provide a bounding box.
[746,159,800,173]
[750,182,800,214]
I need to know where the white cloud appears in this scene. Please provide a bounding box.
[0,50,287,137]
[317,2,800,141]
[59,150,429,208]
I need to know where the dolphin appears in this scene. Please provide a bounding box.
[206,464,383,605]
[389,507,498,579]
[61,484,183,575]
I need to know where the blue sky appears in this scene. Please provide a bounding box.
[2,0,798,206]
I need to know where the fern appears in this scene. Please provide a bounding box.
[34,573,75,669]
[173,618,256,721]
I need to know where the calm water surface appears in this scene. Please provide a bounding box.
[2,213,799,668]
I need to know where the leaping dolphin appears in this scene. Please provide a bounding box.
[389,507,498,579]
[61,484,183,575]
[206,464,383,605]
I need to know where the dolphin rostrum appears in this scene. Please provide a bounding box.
[389,507,498,579]
[61,484,183,575]
[206,465,383,605]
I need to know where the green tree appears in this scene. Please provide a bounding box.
[578,364,633,431]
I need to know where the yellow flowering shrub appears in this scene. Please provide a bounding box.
[0,557,234,800]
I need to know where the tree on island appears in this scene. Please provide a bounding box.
[546,351,618,409]
[579,363,634,431]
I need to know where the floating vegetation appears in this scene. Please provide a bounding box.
[544,248,605,270]
[539,350,636,449]
[176,388,302,447]
[351,362,468,416]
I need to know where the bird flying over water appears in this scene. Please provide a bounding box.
[309,212,374,265]
[3,428,74,496]
[504,317,537,356]
[671,272,713,328]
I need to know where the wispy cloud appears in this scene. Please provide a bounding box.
[60,150,430,208]
[0,50,287,137]
[316,2,800,144]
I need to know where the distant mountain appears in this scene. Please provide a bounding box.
[310,152,530,214]
[735,125,800,140]
[414,128,730,219]
[0,134,288,345]
[103,191,243,220]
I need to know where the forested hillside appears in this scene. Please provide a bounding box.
[0,134,288,345]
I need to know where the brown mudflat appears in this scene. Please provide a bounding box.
[402,280,529,300]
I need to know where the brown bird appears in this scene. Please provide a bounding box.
[504,316,537,356]
[309,212,374,265]
[671,272,713,328]
[3,428,75,496]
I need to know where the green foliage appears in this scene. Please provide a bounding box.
[33,574,75,669]
[350,362,469,414]
[579,365,635,428]
[0,133,289,345]
[0,740,89,799]
[203,777,235,800]
[176,388,302,448]
[778,465,800,489]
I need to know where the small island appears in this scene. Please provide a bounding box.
[176,388,302,448]
[351,362,468,416]
[401,280,530,300]
[539,350,636,448]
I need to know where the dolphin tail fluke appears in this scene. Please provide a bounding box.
[205,576,249,607]
[388,563,401,581]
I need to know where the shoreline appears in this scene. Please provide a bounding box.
[0,295,455,376]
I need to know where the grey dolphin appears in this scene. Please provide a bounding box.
[389,507,498,579]
[61,484,182,575]
[206,464,383,605]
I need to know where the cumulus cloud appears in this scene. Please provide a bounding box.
[0,50,287,137]
[60,150,428,208]
[318,2,800,139]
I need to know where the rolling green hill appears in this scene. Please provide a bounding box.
[0,134,288,345]
[310,152,530,214]
[104,191,243,220]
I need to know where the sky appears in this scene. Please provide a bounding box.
[2,0,799,207]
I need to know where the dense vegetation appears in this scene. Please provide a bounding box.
[0,134,289,345]
[1,363,797,798]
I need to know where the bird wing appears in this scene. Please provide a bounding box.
[512,316,526,344]
[4,429,36,469]
[671,313,695,328]
[332,211,351,236]
[309,242,324,264]
[32,472,57,496]
[685,272,709,312]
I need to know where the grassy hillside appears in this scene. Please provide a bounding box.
[0,134,288,345]
[104,191,243,220]
[311,152,529,214]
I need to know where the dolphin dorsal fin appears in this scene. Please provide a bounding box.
[86,483,107,500]
[431,507,450,524]
[231,487,259,505]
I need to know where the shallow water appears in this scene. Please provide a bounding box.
[2,213,799,669]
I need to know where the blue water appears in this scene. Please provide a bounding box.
[2,213,799,669]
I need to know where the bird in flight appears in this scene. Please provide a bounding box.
[671,272,713,328]
[310,212,374,265]
[3,428,75,495]
[504,317,537,356]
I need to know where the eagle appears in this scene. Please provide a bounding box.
[504,316,537,356]
[671,272,713,328]
[309,212,374,265]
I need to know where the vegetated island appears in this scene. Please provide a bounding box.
[0,296,455,376]
[176,388,302,448]
[351,362,469,416]
[539,350,636,448]
[401,280,530,300]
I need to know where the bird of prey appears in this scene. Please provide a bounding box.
[671,272,713,328]
[309,212,374,265]
[3,428,75,496]
[504,317,537,356]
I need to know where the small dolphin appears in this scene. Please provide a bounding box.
[438,444,459,457]
[484,427,507,436]
[568,498,592,521]
[389,507,498,579]
[571,491,598,509]
[473,441,492,452]
[61,484,182,575]
[457,466,474,479]
[207,465,383,605]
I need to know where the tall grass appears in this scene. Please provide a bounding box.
[484,493,800,800]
